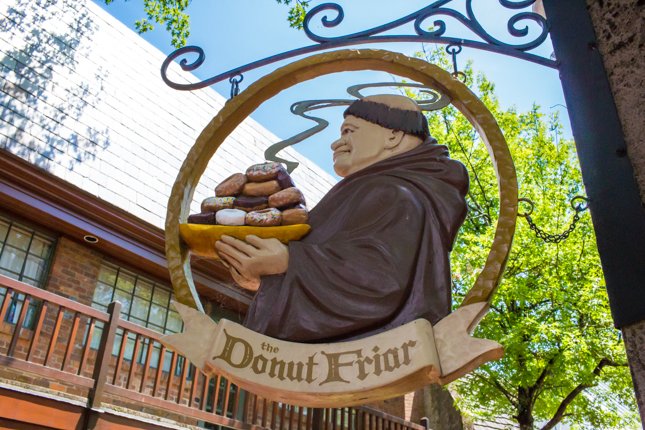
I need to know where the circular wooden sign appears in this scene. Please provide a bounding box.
[165,49,518,313]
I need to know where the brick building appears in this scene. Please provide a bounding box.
[0,0,422,428]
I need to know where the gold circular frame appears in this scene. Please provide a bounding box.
[165,49,518,312]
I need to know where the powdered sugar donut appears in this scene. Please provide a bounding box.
[215,209,246,226]
[245,208,282,227]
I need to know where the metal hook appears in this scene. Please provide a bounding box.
[570,195,589,212]
[518,198,534,217]
[445,44,466,82]
[229,74,244,99]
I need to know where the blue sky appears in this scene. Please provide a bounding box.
[94,0,572,176]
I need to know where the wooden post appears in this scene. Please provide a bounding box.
[312,408,324,430]
[88,301,121,410]
[8,296,31,357]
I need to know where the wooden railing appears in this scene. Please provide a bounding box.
[0,275,424,430]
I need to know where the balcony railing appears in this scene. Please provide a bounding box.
[0,274,424,430]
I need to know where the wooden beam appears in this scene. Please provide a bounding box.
[0,356,94,389]
[0,387,85,430]
[0,275,108,321]
[103,385,263,430]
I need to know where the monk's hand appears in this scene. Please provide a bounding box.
[230,266,261,292]
[215,235,289,280]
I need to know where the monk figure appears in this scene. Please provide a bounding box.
[215,94,468,342]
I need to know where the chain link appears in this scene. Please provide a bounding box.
[518,196,589,243]
[229,74,244,99]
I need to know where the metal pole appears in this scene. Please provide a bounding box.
[542,0,645,328]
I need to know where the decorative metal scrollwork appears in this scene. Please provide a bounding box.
[161,0,555,92]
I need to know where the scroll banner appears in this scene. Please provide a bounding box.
[162,302,502,407]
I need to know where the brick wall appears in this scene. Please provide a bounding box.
[367,396,406,419]
[46,237,103,305]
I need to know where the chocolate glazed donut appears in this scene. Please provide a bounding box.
[234,196,269,212]
[187,212,217,225]
[276,169,295,189]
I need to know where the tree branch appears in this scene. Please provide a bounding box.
[475,373,519,408]
[532,354,557,394]
[442,113,494,223]
[539,358,627,430]
[529,352,561,409]
[524,299,552,312]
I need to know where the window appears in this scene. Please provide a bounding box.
[0,214,55,287]
[90,262,184,373]
[0,214,56,327]
[91,262,183,335]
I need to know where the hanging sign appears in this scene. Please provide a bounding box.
[164,302,501,406]
[163,49,518,407]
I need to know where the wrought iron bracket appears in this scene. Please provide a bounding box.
[161,0,556,92]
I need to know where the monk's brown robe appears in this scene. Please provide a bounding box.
[244,142,469,342]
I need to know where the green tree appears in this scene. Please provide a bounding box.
[412,50,638,429]
[103,0,191,48]
[102,0,310,48]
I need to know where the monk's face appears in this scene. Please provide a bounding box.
[331,115,393,177]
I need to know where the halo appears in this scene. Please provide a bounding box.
[165,49,518,312]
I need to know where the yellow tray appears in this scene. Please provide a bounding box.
[179,224,311,259]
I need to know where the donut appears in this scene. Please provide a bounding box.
[242,180,281,197]
[187,212,217,225]
[281,207,309,225]
[215,209,246,226]
[201,196,235,213]
[246,162,285,182]
[246,208,282,227]
[233,196,269,212]
[215,173,247,197]
[269,187,305,209]
[276,169,295,189]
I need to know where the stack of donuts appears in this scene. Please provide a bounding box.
[187,162,308,227]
